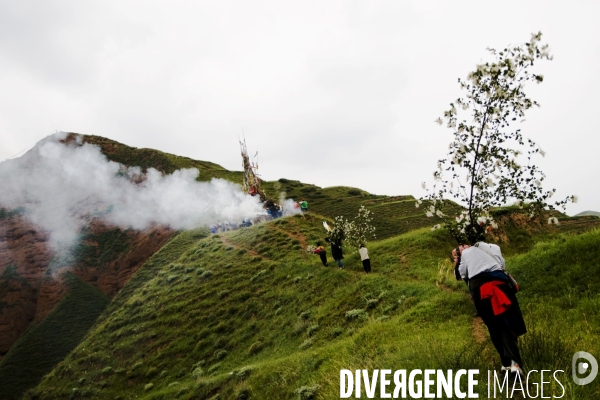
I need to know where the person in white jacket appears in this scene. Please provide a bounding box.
[359,244,371,273]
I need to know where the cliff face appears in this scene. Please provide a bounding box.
[0,215,52,361]
[0,214,173,360]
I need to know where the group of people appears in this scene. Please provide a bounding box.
[313,241,372,273]
[310,228,526,376]
[221,192,526,376]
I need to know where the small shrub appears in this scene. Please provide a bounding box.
[299,338,314,349]
[167,274,179,283]
[207,362,222,374]
[132,361,144,370]
[366,298,379,309]
[250,270,268,282]
[159,370,169,377]
[232,366,255,378]
[306,324,319,337]
[294,384,320,400]
[192,366,204,377]
[345,309,367,321]
[178,387,190,395]
[218,289,230,298]
[145,367,158,378]
[330,327,344,338]
[200,270,213,279]
[214,349,228,360]
[299,311,311,320]
[248,341,263,355]
[293,276,301,283]
[195,268,206,275]
[236,386,251,400]
[168,382,180,387]
[144,383,154,391]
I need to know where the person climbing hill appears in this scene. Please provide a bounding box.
[452,242,526,377]
[359,244,371,273]
[314,242,328,266]
[330,240,344,269]
[299,198,308,213]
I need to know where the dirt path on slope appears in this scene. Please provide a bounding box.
[471,316,487,345]
[269,225,308,259]
[219,235,261,258]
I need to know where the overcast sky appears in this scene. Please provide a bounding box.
[0,1,598,216]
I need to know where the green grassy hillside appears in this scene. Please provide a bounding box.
[25,214,600,399]
[0,274,110,400]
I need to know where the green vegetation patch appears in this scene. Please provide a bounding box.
[0,273,110,400]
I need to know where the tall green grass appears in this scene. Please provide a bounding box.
[23,217,600,399]
[0,274,110,400]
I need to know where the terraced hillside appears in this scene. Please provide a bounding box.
[26,213,600,399]
[2,133,600,399]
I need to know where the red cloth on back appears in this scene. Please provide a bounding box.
[480,281,512,316]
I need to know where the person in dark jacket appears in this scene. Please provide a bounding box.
[330,242,344,269]
[453,242,526,376]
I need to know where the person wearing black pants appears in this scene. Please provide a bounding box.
[453,243,526,375]
[314,242,328,267]
[359,244,371,273]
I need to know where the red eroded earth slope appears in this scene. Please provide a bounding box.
[0,214,173,361]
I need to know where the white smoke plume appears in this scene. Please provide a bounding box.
[0,132,281,249]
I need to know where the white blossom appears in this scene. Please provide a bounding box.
[426,211,434,218]
[571,195,578,204]
[421,182,426,189]
[547,217,559,225]
[435,117,443,125]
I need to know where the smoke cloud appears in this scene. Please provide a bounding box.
[0,132,293,249]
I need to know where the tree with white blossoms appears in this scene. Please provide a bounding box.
[329,206,377,250]
[421,32,575,244]
[345,206,377,250]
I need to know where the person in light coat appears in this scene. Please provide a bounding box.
[452,242,526,376]
[359,244,371,273]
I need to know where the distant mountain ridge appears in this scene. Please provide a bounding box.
[575,210,600,217]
